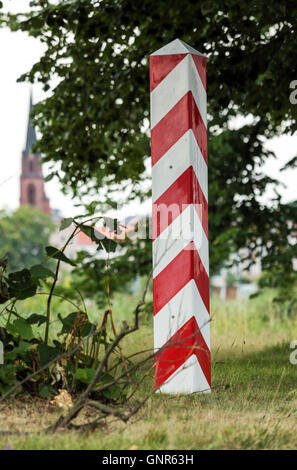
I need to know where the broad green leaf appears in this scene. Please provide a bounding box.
[97,373,123,399]
[79,224,104,242]
[99,237,117,253]
[45,246,76,266]
[80,220,118,252]
[81,321,94,337]
[74,367,96,384]
[5,341,32,361]
[30,264,55,281]
[27,313,47,327]
[38,384,55,398]
[0,364,16,386]
[60,217,73,231]
[58,312,79,334]
[7,319,34,341]
[37,344,60,367]
[58,312,93,337]
[101,383,123,400]
[7,269,37,300]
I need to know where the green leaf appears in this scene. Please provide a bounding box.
[79,221,117,252]
[58,312,79,334]
[58,312,93,337]
[37,344,60,367]
[38,384,55,398]
[30,264,55,282]
[81,321,94,337]
[79,224,103,242]
[44,173,54,182]
[45,246,76,266]
[0,364,16,387]
[99,237,117,253]
[27,313,47,327]
[5,341,32,361]
[74,367,96,384]
[7,269,37,300]
[99,373,114,385]
[60,217,73,231]
[101,383,122,400]
[7,319,34,341]
[97,373,122,400]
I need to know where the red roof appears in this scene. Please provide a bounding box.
[75,224,135,245]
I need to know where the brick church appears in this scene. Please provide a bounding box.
[20,94,51,215]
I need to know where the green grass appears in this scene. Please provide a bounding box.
[0,290,296,450]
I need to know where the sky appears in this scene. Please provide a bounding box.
[0,0,296,219]
[0,0,78,216]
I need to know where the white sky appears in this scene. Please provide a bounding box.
[0,0,296,219]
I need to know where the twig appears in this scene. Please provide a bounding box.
[87,400,129,422]
[52,270,153,431]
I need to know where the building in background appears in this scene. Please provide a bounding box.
[211,250,261,300]
[20,93,51,215]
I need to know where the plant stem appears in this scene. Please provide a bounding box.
[44,227,78,345]
[44,259,61,345]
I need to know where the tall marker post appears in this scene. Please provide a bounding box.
[150,39,210,393]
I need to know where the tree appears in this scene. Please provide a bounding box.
[2,0,297,277]
[0,206,55,271]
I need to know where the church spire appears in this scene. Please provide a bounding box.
[23,90,38,156]
[20,90,51,215]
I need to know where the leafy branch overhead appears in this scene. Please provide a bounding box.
[1,1,297,277]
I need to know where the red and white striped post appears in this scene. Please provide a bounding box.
[150,39,210,394]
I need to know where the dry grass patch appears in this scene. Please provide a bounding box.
[0,293,296,449]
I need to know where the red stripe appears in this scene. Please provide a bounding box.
[155,315,211,389]
[152,166,208,240]
[151,91,207,166]
[153,241,209,315]
[191,55,207,91]
[193,170,208,238]
[150,54,187,92]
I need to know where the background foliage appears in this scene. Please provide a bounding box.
[1,0,296,282]
[0,206,55,271]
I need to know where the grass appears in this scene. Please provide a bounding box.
[0,290,296,450]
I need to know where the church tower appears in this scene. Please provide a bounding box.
[20,93,51,215]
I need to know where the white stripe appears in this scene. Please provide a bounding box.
[150,54,207,129]
[157,355,210,394]
[151,39,204,57]
[154,279,210,351]
[153,205,209,279]
[152,129,208,203]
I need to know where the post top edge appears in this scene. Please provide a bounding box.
[151,39,205,57]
